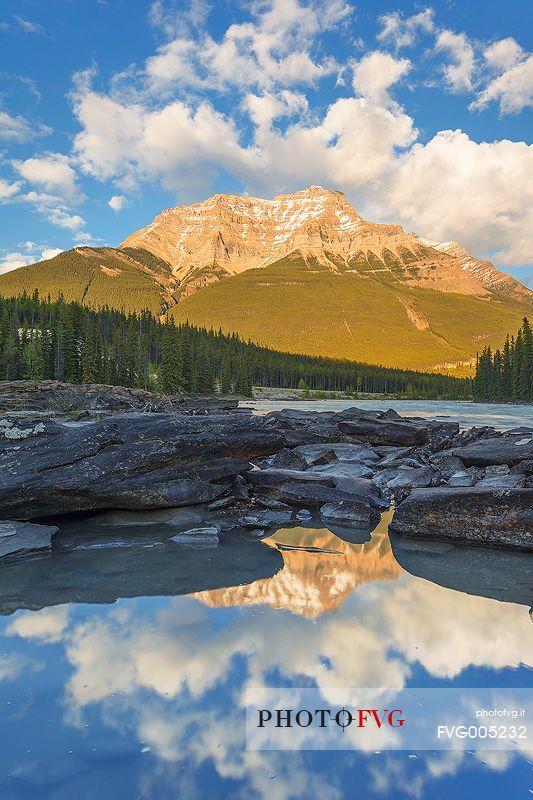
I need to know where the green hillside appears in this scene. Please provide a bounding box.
[169,253,531,373]
[0,247,175,316]
[1,247,530,375]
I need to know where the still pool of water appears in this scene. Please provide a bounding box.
[0,401,531,799]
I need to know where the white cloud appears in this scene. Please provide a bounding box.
[377,8,435,49]
[148,0,210,38]
[7,606,70,643]
[377,129,533,265]
[144,0,351,94]
[0,110,51,142]
[352,51,411,107]
[13,153,82,202]
[484,37,524,71]
[435,30,475,93]
[0,177,21,200]
[18,189,90,241]
[40,247,64,260]
[471,39,533,114]
[108,194,128,212]
[0,252,36,274]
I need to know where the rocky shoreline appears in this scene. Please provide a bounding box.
[0,380,531,562]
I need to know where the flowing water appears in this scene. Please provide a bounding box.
[0,401,531,799]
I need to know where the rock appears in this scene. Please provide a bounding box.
[0,380,184,413]
[390,487,533,550]
[269,448,308,471]
[386,465,436,493]
[0,521,58,562]
[0,412,284,519]
[428,451,466,478]
[255,498,292,511]
[453,433,533,467]
[238,510,293,529]
[311,462,374,480]
[484,464,511,476]
[319,501,377,528]
[425,420,460,451]
[338,419,428,447]
[293,443,379,467]
[0,379,242,415]
[448,469,478,487]
[296,509,312,521]
[512,460,533,476]
[330,477,388,510]
[247,469,335,489]
[170,525,220,545]
[476,474,526,489]
[208,497,237,511]
[276,483,379,514]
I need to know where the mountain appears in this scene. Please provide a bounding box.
[1,186,531,373]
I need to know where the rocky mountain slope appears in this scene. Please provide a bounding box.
[0,186,531,372]
[121,186,531,304]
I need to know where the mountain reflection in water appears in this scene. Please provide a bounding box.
[0,509,531,799]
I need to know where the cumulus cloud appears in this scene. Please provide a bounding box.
[41,247,64,260]
[108,194,128,212]
[13,153,83,202]
[377,8,435,49]
[471,38,533,114]
[352,51,411,107]
[0,252,36,274]
[435,30,475,93]
[0,110,51,142]
[376,129,533,265]
[144,0,351,94]
[0,177,21,200]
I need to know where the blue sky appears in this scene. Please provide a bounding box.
[0,0,532,286]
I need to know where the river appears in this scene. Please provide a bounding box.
[0,401,531,798]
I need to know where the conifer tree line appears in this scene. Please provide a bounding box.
[473,317,533,403]
[0,293,472,399]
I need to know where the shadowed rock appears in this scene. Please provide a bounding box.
[453,432,533,467]
[390,487,533,550]
[0,412,284,518]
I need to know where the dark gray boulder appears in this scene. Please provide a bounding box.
[319,501,378,528]
[0,521,58,562]
[453,433,533,467]
[338,419,428,447]
[269,448,308,471]
[247,469,335,489]
[390,487,533,550]
[0,412,284,518]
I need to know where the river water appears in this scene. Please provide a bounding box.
[0,401,531,799]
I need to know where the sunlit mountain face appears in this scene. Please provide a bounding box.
[0,507,531,799]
